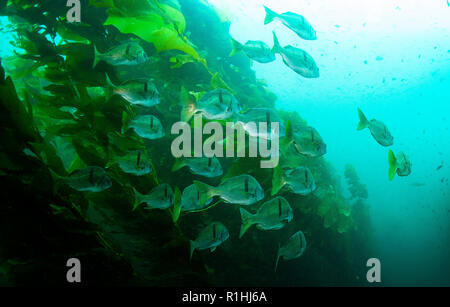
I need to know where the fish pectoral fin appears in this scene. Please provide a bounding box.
[210,246,217,252]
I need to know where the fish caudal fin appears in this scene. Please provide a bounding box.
[193,180,218,206]
[189,240,196,261]
[271,165,285,196]
[180,86,196,122]
[132,187,144,211]
[229,38,243,57]
[357,108,369,131]
[171,159,186,172]
[171,187,182,223]
[272,31,282,54]
[274,244,281,272]
[104,72,116,88]
[92,44,102,69]
[388,149,397,181]
[264,5,278,25]
[239,208,255,239]
[121,111,130,134]
[285,120,293,140]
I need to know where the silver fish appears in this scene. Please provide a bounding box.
[230,38,275,63]
[264,6,317,40]
[189,221,229,260]
[65,166,112,192]
[126,114,165,140]
[239,196,293,238]
[388,149,411,180]
[275,230,307,271]
[272,166,316,196]
[114,149,152,176]
[93,41,148,68]
[357,108,393,146]
[106,74,160,107]
[234,108,285,140]
[133,183,174,210]
[194,174,264,206]
[172,156,223,178]
[181,88,241,122]
[288,124,327,157]
[181,184,213,212]
[272,31,319,78]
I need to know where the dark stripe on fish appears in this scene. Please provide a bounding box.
[125,44,131,56]
[278,198,282,217]
[197,190,200,201]
[150,116,154,129]
[311,129,314,142]
[208,157,212,167]
[164,185,168,198]
[305,169,308,183]
[144,81,148,93]
[136,151,141,166]
[245,177,249,193]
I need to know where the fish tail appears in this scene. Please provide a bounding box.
[274,243,281,272]
[92,44,102,69]
[193,180,218,206]
[104,72,116,88]
[271,165,285,196]
[388,149,397,181]
[189,240,196,261]
[229,38,242,57]
[264,5,278,25]
[285,120,293,140]
[121,111,130,134]
[132,187,144,211]
[171,158,186,172]
[356,108,369,131]
[239,208,255,239]
[180,86,195,122]
[271,31,282,54]
[171,187,182,223]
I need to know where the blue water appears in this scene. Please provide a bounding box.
[1,0,448,286]
[224,0,450,285]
